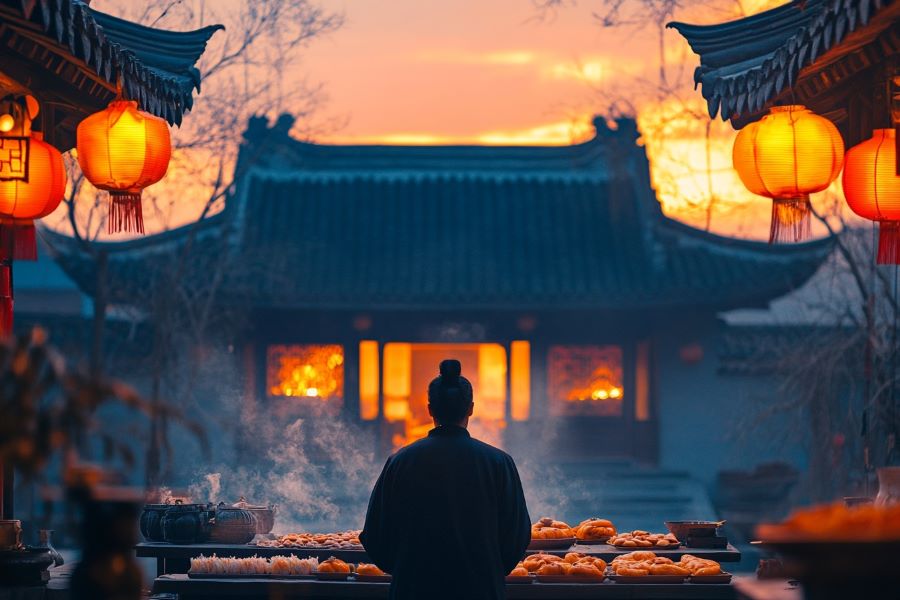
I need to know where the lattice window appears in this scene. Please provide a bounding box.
[267,344,344,404]
[547,345,623,417]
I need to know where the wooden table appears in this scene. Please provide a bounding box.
[136,543,741,577]
[154,574,738,599]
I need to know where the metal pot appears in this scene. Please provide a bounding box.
[0,547,54,586]
[209,503,257,544]
[232,497,277,534]
[139,504,169,542]
[161,503,214,544]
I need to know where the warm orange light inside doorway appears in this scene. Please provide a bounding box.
[382,343,508,449]
[359,341,380,420]
[510,341,531,421]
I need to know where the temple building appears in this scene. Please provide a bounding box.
[45,113,832,493]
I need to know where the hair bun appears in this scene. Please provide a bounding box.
[439,359,462,380]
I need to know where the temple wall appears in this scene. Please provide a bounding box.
[655,320,809,488]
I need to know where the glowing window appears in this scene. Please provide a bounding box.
[267,344,344,405]
[359,341,380,420]
[548,345,623,417]
[510,341,531,421]
[635,341,651,422]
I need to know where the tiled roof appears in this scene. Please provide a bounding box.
[668,0,897,123]
[1,0,222,125]
[44,116,833,312]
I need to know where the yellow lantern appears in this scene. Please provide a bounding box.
[0,96,65,260]
[733,105,844,243]
[77,100,171,234]
[842,129,900,264]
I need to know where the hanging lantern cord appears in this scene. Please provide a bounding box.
[891,265,899,465]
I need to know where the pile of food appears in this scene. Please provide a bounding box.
[188,554,389,579]
[531,517,682,549]
[574,518,616,542]
[189,554,318,576]
[530,518,574,539]
[317,557,353,574]
[512,552,607,581]
[756,502,900,541]
[610,551,722,578]
[357,563,388,577]
[607,530,680,548]
[258,530,362,550]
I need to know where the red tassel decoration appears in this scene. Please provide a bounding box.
[0,221,37,261]
[108,191,144,234]
[769,195,812,244]
[877,221,900,265]
[0,263,12,337]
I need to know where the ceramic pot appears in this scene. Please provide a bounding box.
[209,503,257,544]
[232,497,277,534]
[0,547,54,586]
[139,503,169,541]
[161,503,214,544]
[875,467,900,506]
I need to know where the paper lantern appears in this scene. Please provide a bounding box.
[0,99,65,260]
[77,100,171,234]
[733,105,844,243]
[843,129,900,264]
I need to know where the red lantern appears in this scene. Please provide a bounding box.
[842,129,900,264]
[0,98,66,260]
[733,105,844,243]
[77,100,171,234]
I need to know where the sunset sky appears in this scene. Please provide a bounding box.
[82,0,842,241]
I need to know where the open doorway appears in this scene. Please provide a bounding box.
[382,343,507,449]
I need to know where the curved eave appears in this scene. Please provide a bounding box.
[8,0,223,126]
[657,215,834,258]
[656,216,834,310]
[667,0,895,124]
[242,115,639,174]
[39,214,228,302]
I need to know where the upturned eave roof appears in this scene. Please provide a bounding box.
[0,0,222,148]
[668,0,899,127]
[42,116,833,313]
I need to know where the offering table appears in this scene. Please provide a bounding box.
[153,574,739,600]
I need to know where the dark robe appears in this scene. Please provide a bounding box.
[360,425,531,600]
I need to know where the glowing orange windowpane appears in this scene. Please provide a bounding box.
[267,344,344,402]
[359,341,379,420]
[548,345,623,417]
[635,341,650,422]
[510,341,531,421]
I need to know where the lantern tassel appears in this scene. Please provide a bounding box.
[877,222,900,265]
[0,222,37,261]
[769,195,812,244]
[108,191,144,234]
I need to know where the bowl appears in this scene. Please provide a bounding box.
[664,520,723,540]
